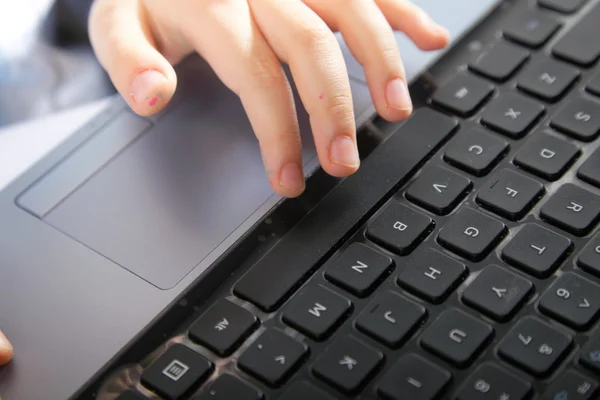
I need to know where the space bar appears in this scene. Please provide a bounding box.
[233,108,458,312]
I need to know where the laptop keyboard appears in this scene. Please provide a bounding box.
[98,1,600,399]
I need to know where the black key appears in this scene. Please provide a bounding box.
[420,308,493,367]
[279,381,336,400]
[405,166,472,215]
[444,128,509,177]
[188,300,258,357]
[456,363,532,400]
[539,272,600,330]
[553,2,600,66]
[476,169,545,221]
[325,243,393,297]
[438,208,506,261]
[115,391,147,400]
[517,59,579,102]
[377,354,451,400]
[356,291,426,348]
[431,74,494,117]
[543,370,598,400]
[502,223,572,278]
[587,73,600,97]
[282,285,351,340]
[551,98,600,142]
[503,11,561,48]
[312,336,383,394]
[498,317,572,377]
[140,344,213,400]
[481,94,545,139]
[397,247,467,303]
[462,265,533,322]
[578,147,600,188]
[514,132,580,181]
[539,0,587,13]
[469,41,529,82]
[540,183,600,236]
[233,109,457,312]
[578,234,600,278]
[238,329,307,386]
[192,374,263,400]
[366,203,433,255]
[580,333,600,374]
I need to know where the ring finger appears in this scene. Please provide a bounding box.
[305,0,412,122]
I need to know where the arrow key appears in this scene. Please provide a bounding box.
[238,329,308,387]
[406,166,472,215]
[312,336,383,394]
[325,243,393,297]
[539,272,600,330]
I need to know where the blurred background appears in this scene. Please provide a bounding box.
[0,0,116,128]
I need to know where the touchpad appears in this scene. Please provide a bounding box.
[17,59,320,290]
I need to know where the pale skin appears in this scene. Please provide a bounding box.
[0,0,449,365]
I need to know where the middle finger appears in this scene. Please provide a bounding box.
[249,0,361,178]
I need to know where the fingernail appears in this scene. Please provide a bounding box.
[0,331,12,351]
[330,136,360,168]
[131,70,166,106]
[386,78,412,112]
[280,162,305,192]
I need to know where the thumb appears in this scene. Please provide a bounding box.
[0,330,13,365]
[89,0,177,116]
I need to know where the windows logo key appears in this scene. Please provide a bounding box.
[162,359,190,381]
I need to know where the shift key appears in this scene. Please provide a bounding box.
[553,2,600,66]
[233,109,458,312]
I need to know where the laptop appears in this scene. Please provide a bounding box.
[2,0,600,398]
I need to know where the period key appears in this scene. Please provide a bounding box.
[238,329,308,387]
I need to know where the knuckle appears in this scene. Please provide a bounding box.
[380,44,401,67]
[326,93,354,122]
[248,57,284,89]
[295,24,336,52]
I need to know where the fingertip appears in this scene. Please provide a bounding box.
[128,69,177,116]
[324,135,361,177]
[0,331,13,366]
[276,162,306,198]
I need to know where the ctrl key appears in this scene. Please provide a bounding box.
[140,344,213,400]
[377,354,451,400]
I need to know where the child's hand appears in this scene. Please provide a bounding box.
[89,0,449,197]
[0,330,12,365]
